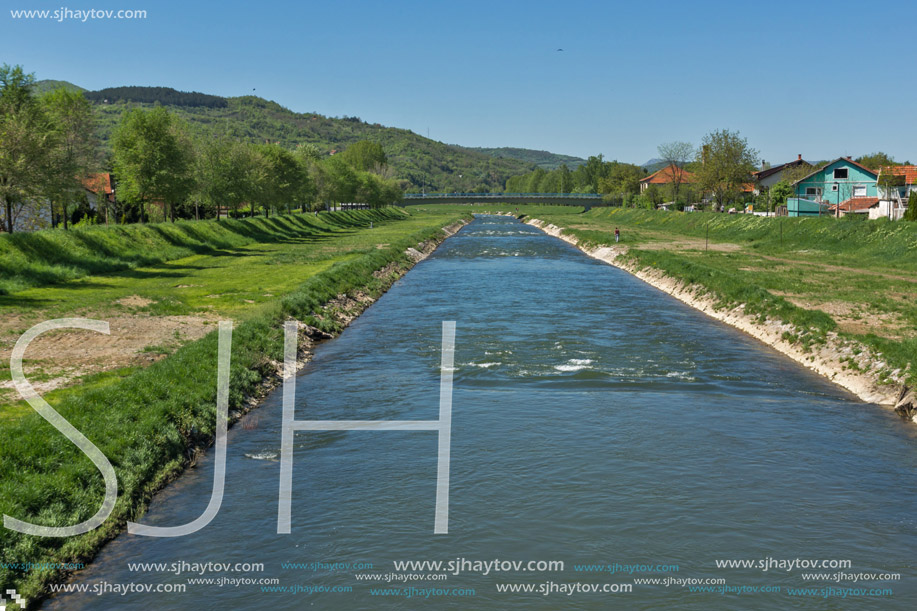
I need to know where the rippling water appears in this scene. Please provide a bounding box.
[49,215,917,609]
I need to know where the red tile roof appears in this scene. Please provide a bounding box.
[82,173,113,195]
[831,197,879,212]
[640,164,695,184]
[879,165,917,184]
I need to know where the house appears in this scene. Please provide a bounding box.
[829,197,880,217]
[639,164,695,193]
[872,165,917,220]
[82,173,115,211]
[752,154,810,192]
[786,157,878,217]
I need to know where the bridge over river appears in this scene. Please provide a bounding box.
[402,192,605,207]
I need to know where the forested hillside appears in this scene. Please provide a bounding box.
[37,81,537,192]
[469,147,586,170]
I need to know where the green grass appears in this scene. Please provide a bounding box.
[0,209,413,295]
[0,209,467,412]
[0,209,456,319]
[0,207,469,604]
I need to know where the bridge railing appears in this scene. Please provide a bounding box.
[403,192,603,199]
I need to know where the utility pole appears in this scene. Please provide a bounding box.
[835,181,840,218]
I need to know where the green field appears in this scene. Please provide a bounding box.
[0,207,469,602]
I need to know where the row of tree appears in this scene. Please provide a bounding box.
[111,107,401,223]
[0,64,404,232]
[504,156,647,201]
[505,130,761,211]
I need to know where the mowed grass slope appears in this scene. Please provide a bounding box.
[0,207,470,603]
[0,209,459,410]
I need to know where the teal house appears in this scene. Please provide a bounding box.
[787,157,878,217]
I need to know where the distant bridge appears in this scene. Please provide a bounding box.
[402,193,605,207]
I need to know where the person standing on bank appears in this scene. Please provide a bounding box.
[615,227,620,243]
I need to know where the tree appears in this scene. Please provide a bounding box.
[657,141,694,204]
[0,64,51,233]
[770,180,793,208]
[111,107,192,223]
[598,162,643,205]
[557,164,573,193]
[856,152,898,171]
[255,143,308,216]
[192,137,259,219]
[905,192,917,222]
[339,140,386,172]
[695,129,758,211]
[321,157,359,206]
[41,88,97,229]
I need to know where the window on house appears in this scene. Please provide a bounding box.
[833,168,848,179]
[805,187,819,197]
[853,185,867,197]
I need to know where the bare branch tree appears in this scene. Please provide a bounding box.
[657,141,694,204]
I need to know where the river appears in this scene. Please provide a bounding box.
[48,214,917,609]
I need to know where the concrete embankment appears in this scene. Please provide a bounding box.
[525,217,907,410]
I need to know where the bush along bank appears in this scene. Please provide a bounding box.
[0,214,470,605]
[523,217,914,416]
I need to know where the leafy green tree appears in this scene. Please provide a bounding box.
[111,107,193,223]
[0,64,51,233]
[321,157,360,205]
[573,154,608,193]
[855,152,898,171]
[695,129,758,211]
[192,137,259,219]
[557,164,573,193]
[598,162,643,204]
[905,192,917,222]
[525,167,547,192]
[256,143,308,216]
[41,88,97,229]
[770,180,793,211]
[339,140,386,172]
[644,184,663,207]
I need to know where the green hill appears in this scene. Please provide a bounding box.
[33,81,540,193]
[33,79,86,95]
[470,147,586,170]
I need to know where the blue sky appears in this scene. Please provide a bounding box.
[3,0,915,164]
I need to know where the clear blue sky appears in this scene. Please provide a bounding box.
[3,0,915,165]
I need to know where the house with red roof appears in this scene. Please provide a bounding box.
[82,173,115,211]
[639,164,695,193]
[873,165,917,220]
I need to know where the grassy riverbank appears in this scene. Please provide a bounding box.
[514,205,916,390]
[0,209,456,410]
[0,208,469,603]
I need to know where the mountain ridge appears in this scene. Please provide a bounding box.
[35,80,590,192]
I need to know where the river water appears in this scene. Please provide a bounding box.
[49,215,917,609]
